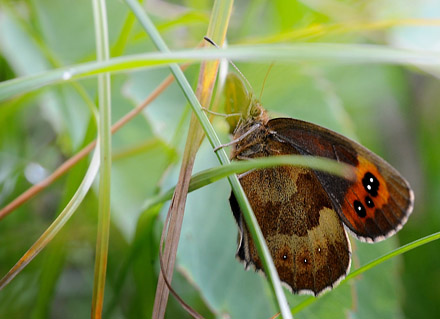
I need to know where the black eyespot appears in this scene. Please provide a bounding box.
[283,254,287,260]
[362,172,380,197]
[365,196,375,208]
[354,200,367,218]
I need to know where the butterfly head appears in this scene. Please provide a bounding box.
[224,72,268,133]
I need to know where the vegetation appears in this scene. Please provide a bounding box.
[0,0,439,318]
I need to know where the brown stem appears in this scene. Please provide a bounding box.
[152,43,224,319]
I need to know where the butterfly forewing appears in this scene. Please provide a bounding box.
[267,118,414,242]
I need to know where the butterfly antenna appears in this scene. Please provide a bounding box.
[258,62,274,102]
[203,36,254,94]
[203,36,218,48]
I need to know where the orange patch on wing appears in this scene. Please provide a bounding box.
[341,155,390,228]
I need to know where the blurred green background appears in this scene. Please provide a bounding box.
[1,0,439,318]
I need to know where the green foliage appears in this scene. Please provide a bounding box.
[1,0,439,318]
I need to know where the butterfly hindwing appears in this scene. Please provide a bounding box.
[230,124,351,295]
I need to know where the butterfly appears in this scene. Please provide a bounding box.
[225,72,414,296]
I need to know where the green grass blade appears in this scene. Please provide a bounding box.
[124,0,292,316]
[1,44,439,101]
[110,8,136,57]
[90,0,112,317]
[145,155,354,210]
[0,146,100,290]
[125,1,242,317]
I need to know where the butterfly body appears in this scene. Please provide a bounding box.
[228,100,414,295]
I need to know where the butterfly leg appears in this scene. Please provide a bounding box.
[233,155,262,178]
[214,123,262,152]
[201,107,242,119]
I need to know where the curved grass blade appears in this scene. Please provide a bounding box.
[126,0,293,316]
[0,144,100,290]
[145,155,355,209]
[2,43,440,101]
[122,0,295,317]
[121,0,237,317]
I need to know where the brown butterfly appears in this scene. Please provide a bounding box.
[225,72,414,296]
